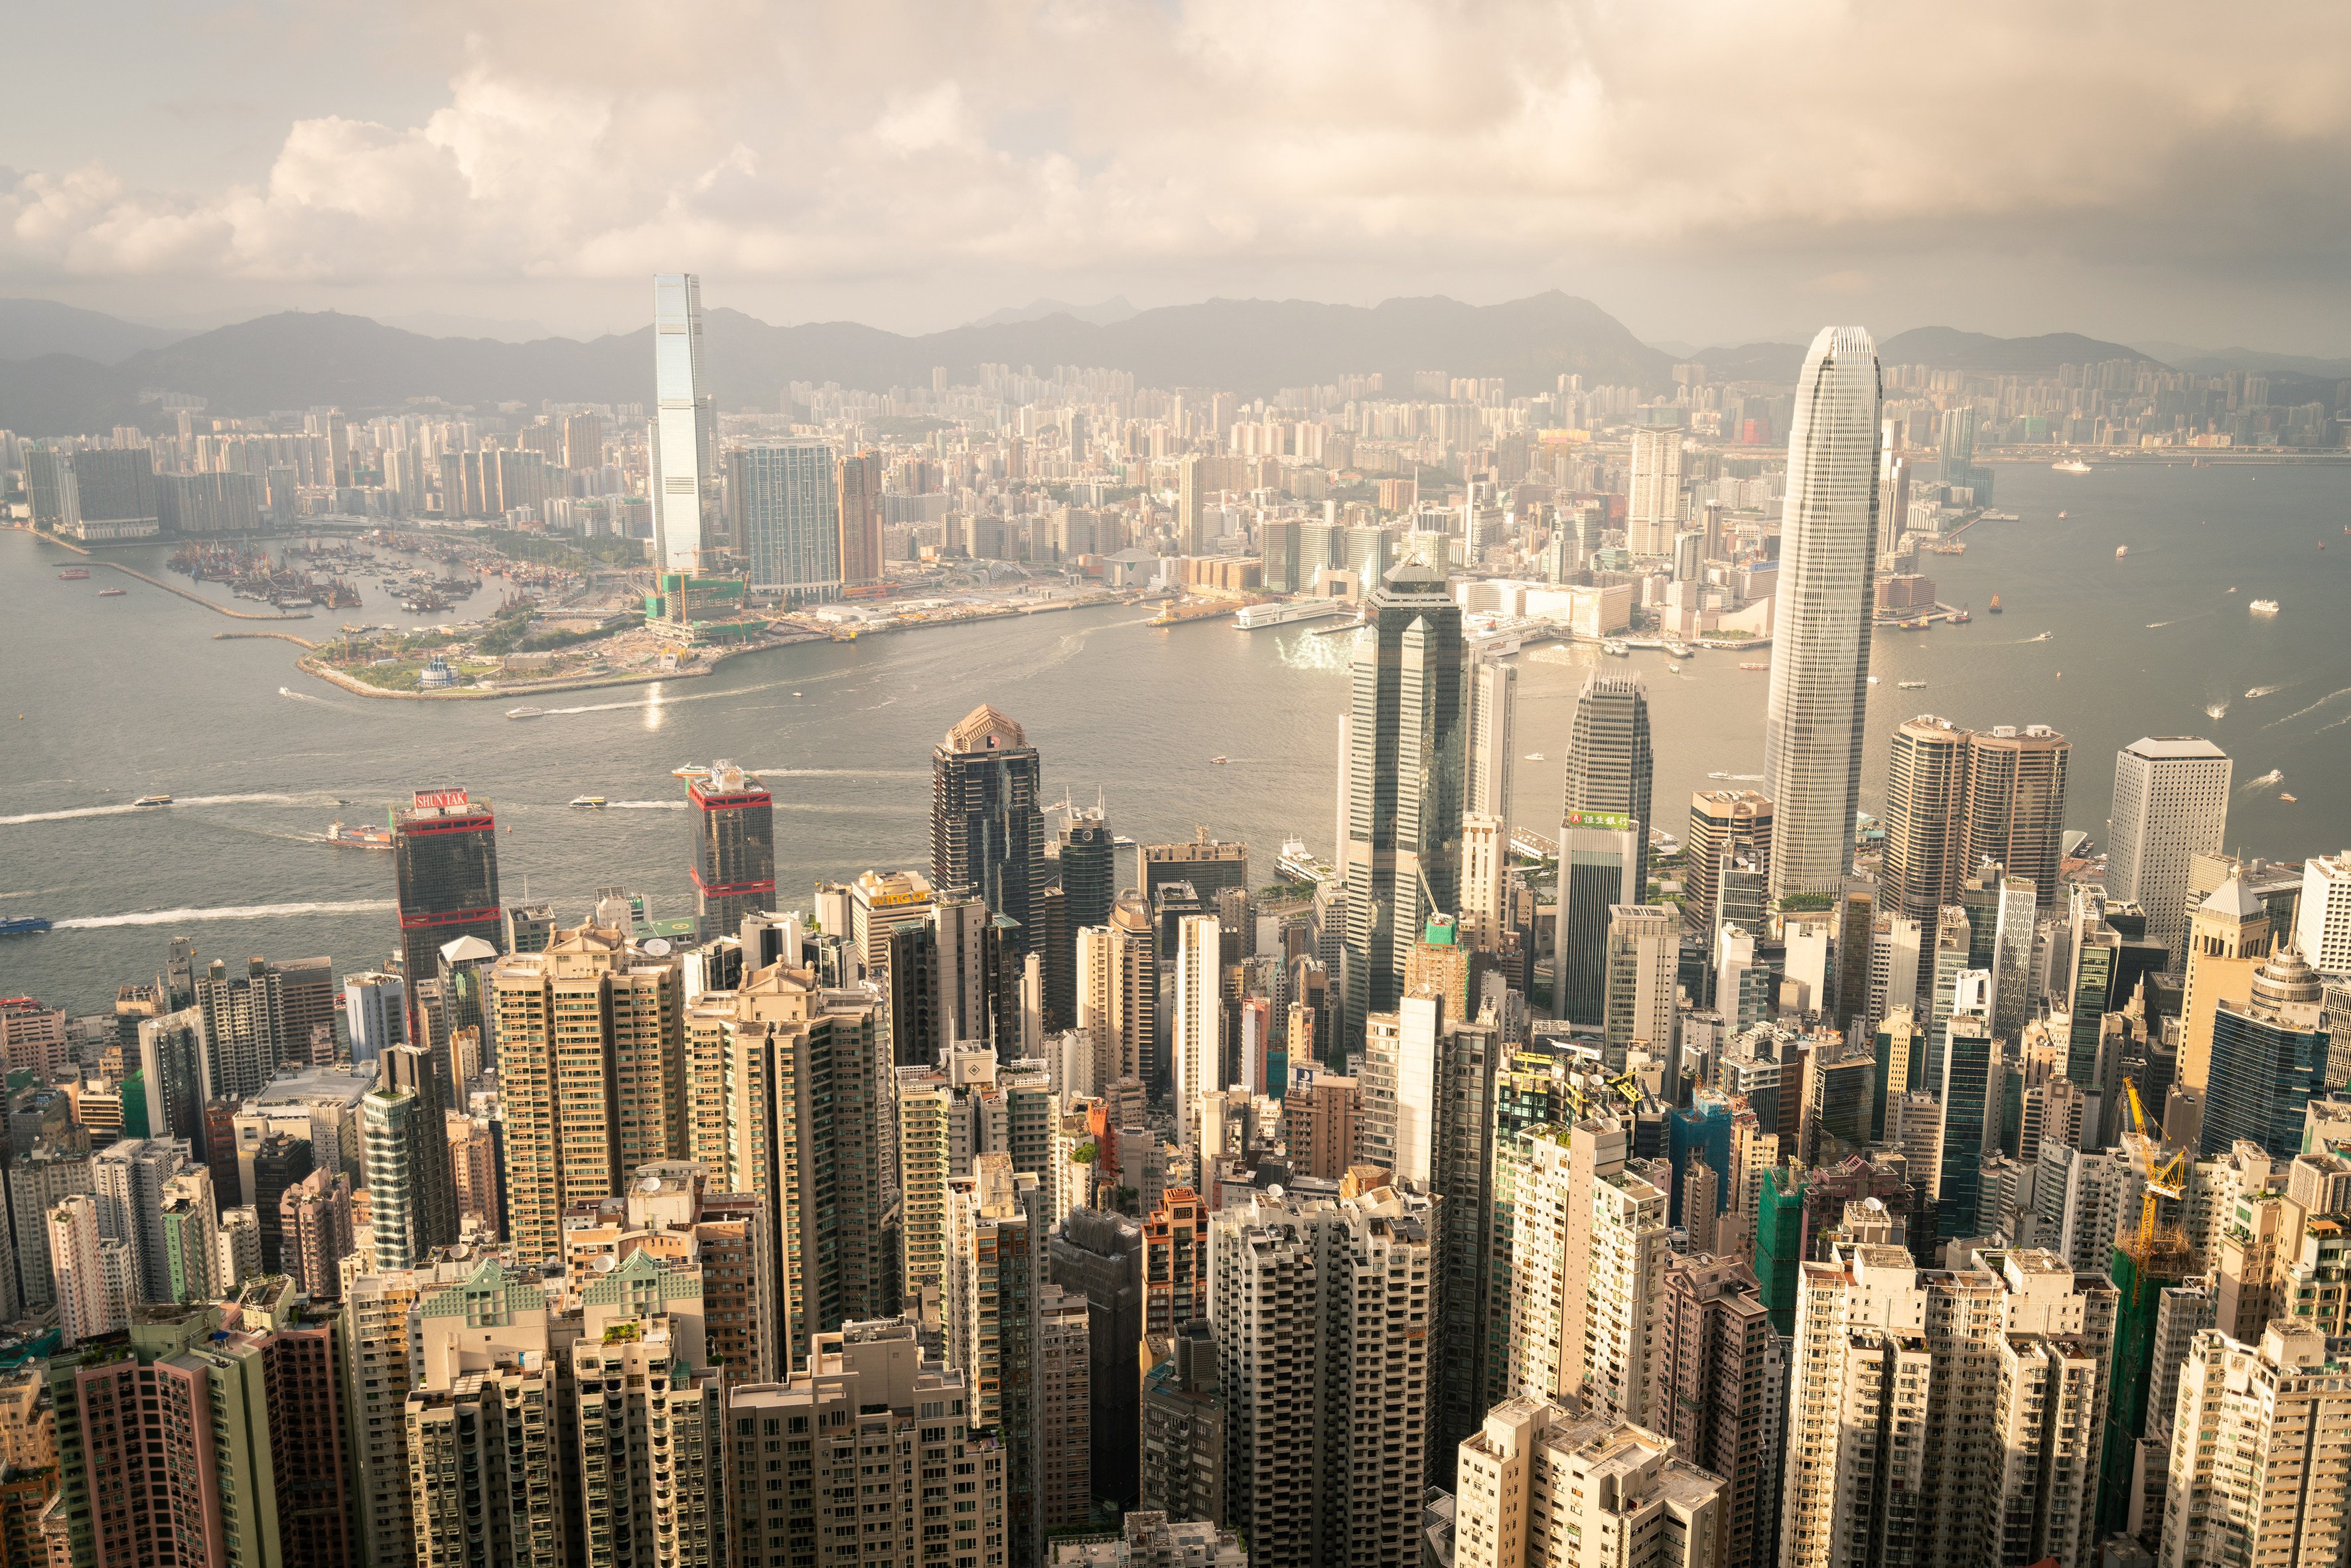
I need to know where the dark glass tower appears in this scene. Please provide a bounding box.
[1561,669,1655,896]
[689,761,776,941]
[932,705,1046,956]
[391,789,502,1040]
[1341,559,1464,1041]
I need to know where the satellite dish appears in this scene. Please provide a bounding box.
[642,938,672,957]
[640,1176,662,1194]
[594,1255,618,1273]
[1265,1184,1285,1201]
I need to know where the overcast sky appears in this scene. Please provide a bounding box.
[6,0,2349,352]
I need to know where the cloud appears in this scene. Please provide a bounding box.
[5,0,2349,303]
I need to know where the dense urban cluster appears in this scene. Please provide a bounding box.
[3,291,2351,1568]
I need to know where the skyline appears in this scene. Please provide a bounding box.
[6,4,2351,352]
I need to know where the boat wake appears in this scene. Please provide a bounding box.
[746,768,927,780]
[2267,685,2351,727]
[55,898,396,930]
[1277,631,1360,672]
[2204,699,2230,721]
[0,792,327,827]
[2240,769,2284,793]
[277,687,344,707]
[602,800,689,810]
[2245,685,2285,699]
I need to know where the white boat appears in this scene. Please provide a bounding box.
[571,796,607,808]
[1524,753,1546,762]
[131,794,173,808]
[2054,459,2092,474]
[1898,680,1927,689]
[2249,599,2281,616]
[506,707,545,720]
[2114,545,2129,559]
[1235,599,1350,630]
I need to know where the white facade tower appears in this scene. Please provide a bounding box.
[1763,326,1883,898]
[2108,736,2232,963]
[651,272,717,572]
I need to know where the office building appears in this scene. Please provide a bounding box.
[1762,326,1883,898]
[1880,715,1971,960]
[490,919,686,1261]
[1656,1257,1784,1568]
[731,438,843,599]
[2296,849,2351,976]
[1682,790,1772,939]
[1141,833,1251,908]
[729,1319,1007,1568]
[1562,670,1656,897]
[933,704,1047,956]
[2109,737,2232,963]
[1342,559,1465,1038]
[1453,1396,1725,1568]
[1780,1244,2116,1568]
[1552,816,1640,1024]
[1210,1180,1436,1568]
[651,271,717,571]
[1964,724,2071,905]
[391,788,503,1042]
[2201,944,2329,1157]
[1604,905,1679,1069]
[342,971,405,1064]
[1466,657,1517,827]
[1626,427,1685,557]
[2178,873,2275,1092]
[687,759,776,941]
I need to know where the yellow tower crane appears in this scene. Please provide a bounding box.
[2122,1080,2189,1304]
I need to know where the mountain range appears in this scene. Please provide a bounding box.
[0,292,2301,437]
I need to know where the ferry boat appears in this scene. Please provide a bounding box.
[1738,662,1768,671]
[0,917,50,937]
[324,820,392,850]
[2250,599,2281,616]
[1524,752,1546,762]
[1600,640,1630,657]
[1234,599,1350,630]
[97,587,126,597]
[506,707,546,720]
[571,796,607,808]
[1898,680,1927,689]
[2115,545,2129,559]
[2281,793,2299,803]
[2054,459,2092,474]
[672,764,712,782]
[1276,837,1336,886]
[56,568,88,581]
[1661,644,1695,659]
[130,794,172,808]
[1210,756,1228,766]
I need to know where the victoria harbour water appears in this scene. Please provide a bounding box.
[3,460,2346,1014]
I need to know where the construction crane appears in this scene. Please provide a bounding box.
[2122,1080,2190,1305]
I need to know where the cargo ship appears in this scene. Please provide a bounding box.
[323,820,392,850]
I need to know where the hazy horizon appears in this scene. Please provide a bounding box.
[7,3,2351,353]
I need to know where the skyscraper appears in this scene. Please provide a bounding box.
[2160,1324,2351,1568]
[730,438,843,600]
[364,1043,460,1268]
[1465,657,1517,826]
[1682,790,1772,938]
[687,759,776,941]
[1078,893,1157,1088]
[2200,945,2329,1158]
[1604,905,1680,1069]
[1879,713,1970,952]
[391,787,502,1044]
[1626,427,1684,557]
[933,704,1047,956]
[650,271,717,571]
[1453,1397,1725,1568]
[1963,724,2071,906]
[1762,325,1883,898]
[837,449,885,588]
[1551,816,1639,1025]
[2108,736,2232,963]
[1177,455,1206,556]
[1172,914,1221,1149]
[1562,669,1655,896]
[1342,559,1465,1039]
[1656,1257,1784,1568]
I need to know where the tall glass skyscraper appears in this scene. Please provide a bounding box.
[650,272,717,571]
[1764,325,1883,898]
[1562,670,1654,894]
[729,439,842,601]
[1341,558,1464,1040]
